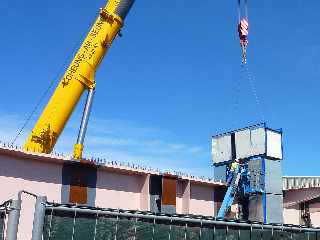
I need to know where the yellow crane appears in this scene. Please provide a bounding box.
[23,0,135,159]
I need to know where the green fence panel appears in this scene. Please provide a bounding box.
[227,227,239,240]
[42,207,320,240]
[273,230,292,240]
[292,231,308,240]
[116,217,136,240]
[199,226,214,240]
[250,228,263,240]
[43,210,74,240]
[308,231,317,240]
[239,227,251,240]
[94,216,117,240]
[170,223,186,240]
[153,220,171,240]
[73,212,96,240]
[135,218,154,239]
[262,228,272,240]
[215,227,227,240]
[186,224,201,240]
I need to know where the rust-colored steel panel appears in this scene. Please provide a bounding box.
[68,164,89,204]
[62,162,97,205]
[69,185,87,204]
[162,178,177,206]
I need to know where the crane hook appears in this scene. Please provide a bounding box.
[238,18,249,64]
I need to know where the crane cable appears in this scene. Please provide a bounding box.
[10,13,99,146]
[235,0,266,123]
[242,64,266,122]
[10,47,77,146]
[238,0,248,23]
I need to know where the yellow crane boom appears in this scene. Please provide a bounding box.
[24,0,135,159]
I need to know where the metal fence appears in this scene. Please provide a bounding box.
[0,210,5,240]
[0,200,12,240]
[42,203,320,240]
[2,196,320,240]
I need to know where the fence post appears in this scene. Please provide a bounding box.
[31,196,47,240]
[6,200,21,240]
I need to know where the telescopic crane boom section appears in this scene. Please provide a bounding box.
[23,0,135,158]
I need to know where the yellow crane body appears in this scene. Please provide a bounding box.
[24,0,134,155]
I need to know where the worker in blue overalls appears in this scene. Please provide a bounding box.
[227,159,240,186]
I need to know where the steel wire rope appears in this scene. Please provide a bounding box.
[241,63,266,122]
[236,0,267,124]
[238,0,249,22]
[237,0,241,23]
[244,0,249,21]
[238,0,266,123]
[232,0,252,128]
[10,12,99,146]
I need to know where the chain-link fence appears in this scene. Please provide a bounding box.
[42,203,320,240]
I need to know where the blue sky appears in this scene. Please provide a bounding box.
[0,0,319,177]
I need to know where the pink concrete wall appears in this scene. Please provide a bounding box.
[283,189,320,227]
[176,180,190,214]
[95,170,145,210]
[284,205,320,227]
[189,183,214,216]
[140,175,150,211]
[310,202,320,214]
[0,154,62,240]
[310,212,320,227]
[283,205,300,225]
[0,155,62,202]
[176,186,183,214]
